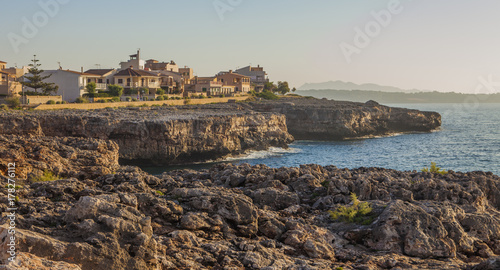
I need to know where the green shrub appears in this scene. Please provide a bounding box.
[111,97,120,102]
[156,88,165,95]
[6,96,20,108]
[75,97,89,103]
[132,98,138,102]
[156,96,164,101]
[61,101,68,104]
[156,190,164,196]
[256,90,279,100]
[126,97,132,102]
[329,193,373,224]
[422,162,448,174]
[107,84,124,97]
[46,100,56,104]
[0,104,9,110]
[56,101,62,104]
[183,99,191,105]
[98,99,108,103]
[31,170,61,183]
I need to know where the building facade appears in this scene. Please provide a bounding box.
[38,69,100,102]
[234,65,268,91]
[216,71,251,93]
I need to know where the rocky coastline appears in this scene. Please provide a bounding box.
[0,98,441,165]
[0,134,499,269]
[249,98,442,140]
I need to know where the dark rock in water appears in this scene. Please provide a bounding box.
[1,137,499,269]
[250,97,442,140]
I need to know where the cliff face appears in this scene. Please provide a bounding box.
[0,106,293,165]
[250,98,442,140]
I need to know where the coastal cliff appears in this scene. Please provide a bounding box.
[250,98,441,140]
[0,105,293,165]
[0,98,441,164]
[1,138,499,269]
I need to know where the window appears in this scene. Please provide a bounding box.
[98,79,103,83]
[87,79,91,83]
[202,88,207,92]
[118,79,123,84]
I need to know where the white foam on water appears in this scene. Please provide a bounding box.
[224,147,301,161]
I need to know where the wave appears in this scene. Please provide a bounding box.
[224,147,301,161]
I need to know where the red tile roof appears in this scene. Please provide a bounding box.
[85,69,115,76]
[115,68,159,77]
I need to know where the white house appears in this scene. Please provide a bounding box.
[119,50,145,70]
[39,69,100,102]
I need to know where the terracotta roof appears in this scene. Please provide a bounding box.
[85,69,115,76]
[115,68,159,77]
[62,70,100,76]
[0,60,6,63]
[217,72,248,78]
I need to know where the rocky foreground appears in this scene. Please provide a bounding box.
[1,135,500,270]
[0,97,441,165]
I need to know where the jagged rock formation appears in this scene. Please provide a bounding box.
[1,135,499,269]
[249,98,442,140]
[0,134,119,181]
[0,105,293,165]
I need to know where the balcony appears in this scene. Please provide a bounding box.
[95,83,107,90]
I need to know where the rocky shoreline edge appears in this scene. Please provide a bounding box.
[1,134,500,270]
[0,97,441,166]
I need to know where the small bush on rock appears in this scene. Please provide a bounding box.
[31,170,61,183]
[329,193,373,224]
[422,162,448,175]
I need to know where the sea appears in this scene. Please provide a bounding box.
[140,103,500,175]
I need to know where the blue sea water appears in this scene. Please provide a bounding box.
[141,103,500,175]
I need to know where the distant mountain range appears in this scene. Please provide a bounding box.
[294,89,500,104]
[298,80,430,93]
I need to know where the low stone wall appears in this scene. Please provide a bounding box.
[24,95,63,105]
[34,96,249,110]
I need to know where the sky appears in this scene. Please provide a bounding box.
[1,0,500,93]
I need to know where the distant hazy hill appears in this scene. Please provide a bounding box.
[298,80,426,93]
[294,89,500,104]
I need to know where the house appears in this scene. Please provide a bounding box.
[0,61,23,96]
[187,76,223,96]
[216,71,251,93]
[37,69,100,102]
[157,70,184,94]
[179,66,194,85]
[84,69,117,90]
[234,65,268,91]
[0,70,22,96]
[113,68,161,90]
[145,59,179,72]
[119,50,145,70]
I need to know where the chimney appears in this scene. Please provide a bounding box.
[81,67,83,73]
[229,70,233,73]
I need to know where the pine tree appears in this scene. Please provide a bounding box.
[21,55,58,95]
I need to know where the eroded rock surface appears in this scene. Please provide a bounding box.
[1,158,499,269]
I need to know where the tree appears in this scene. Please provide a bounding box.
[21,55,59,95]
[292,87,297,92]
[107,84,124,97]
[277,81,290,95]
[263,81,277,93]
[85,82,97,97]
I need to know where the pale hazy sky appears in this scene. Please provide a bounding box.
[2,0,500,93]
